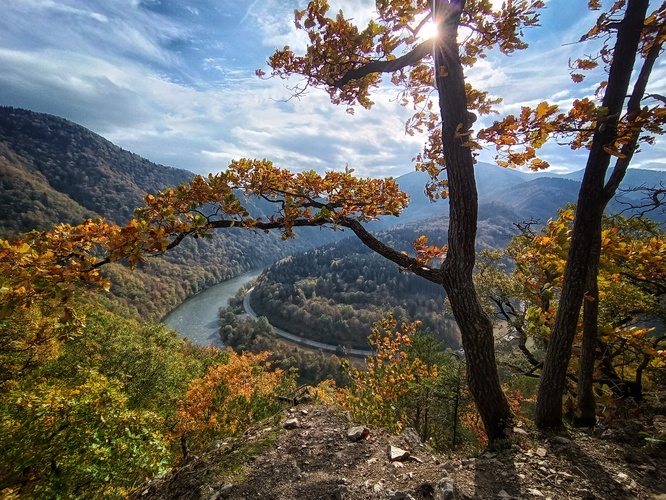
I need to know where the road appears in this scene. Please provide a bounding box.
[243,287,374,357]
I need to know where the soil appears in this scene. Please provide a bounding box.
[132,403,666,500]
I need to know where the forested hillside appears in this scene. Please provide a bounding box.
[0,107,338,319]
[2,0,666,497]
[250,237,456,350]
[0,106,194,227]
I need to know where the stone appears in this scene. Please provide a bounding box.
[551,436,571,445]
[498,490,511,499]
[527,488,544,497]
[347,426,370,442]
[535,447,547,457]
[283,418,299,429]
[217,484,233,498]
[388,445,410,462]
[653,415,666,432]
[435,479,458,500]
[513,427,529,436]
[400,427,423,448]
[332,485,350,500]
[390,492,416,500]
[205,440,228,452]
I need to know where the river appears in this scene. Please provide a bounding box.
[163,269,263,347]
[163,269,374,357]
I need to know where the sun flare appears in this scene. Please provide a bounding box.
[417,19,438,41]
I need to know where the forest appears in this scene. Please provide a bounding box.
[249,232,456,350]
[1,0,666,498]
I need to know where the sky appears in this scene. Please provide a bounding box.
[1,0,665,178]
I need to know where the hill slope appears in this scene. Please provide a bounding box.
[0,107,338,320]
[0,106,194,228]
[132,402,666,500]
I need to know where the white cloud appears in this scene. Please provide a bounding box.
[0,0,664,181]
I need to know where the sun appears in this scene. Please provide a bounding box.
[417,19,439,41]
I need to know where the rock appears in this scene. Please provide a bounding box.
[435,478,458,500]
[347,426,370,442]
[443,461,458,471]
[535,447,547,457]
[527,488,544,497]
[388,445,410,462]
[461,458,475,467]
[390,491,416,500]
[513,427,529,436]
[205,440,228,452]
[300,409,309,416]
[551,436,571,445]
[400,427,423,448]
[332,485,350,499]
[498,490,511,499]
[216,484,233,498]
[283,418,300,429]
[653,415,666,433]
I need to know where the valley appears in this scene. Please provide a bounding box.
[1,106,664,499]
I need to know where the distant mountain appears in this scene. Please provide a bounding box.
[0,142,99,235]
[393,161,665,228]
[561,167,665,185]
[485,176,583,224]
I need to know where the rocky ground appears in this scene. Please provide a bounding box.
[132,403,666,500]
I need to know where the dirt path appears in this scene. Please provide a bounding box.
[132,403,666,500]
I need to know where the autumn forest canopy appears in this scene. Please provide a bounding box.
[1,0,666,497]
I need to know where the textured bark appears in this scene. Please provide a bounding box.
[575,226,601,428]
[346,1,514,441]
[443,274,513,440]
[433,0,513,441]
[535,0,650,430]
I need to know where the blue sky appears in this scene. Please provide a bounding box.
[1,0,665,178]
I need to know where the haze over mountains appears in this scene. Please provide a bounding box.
[1,106,663,318]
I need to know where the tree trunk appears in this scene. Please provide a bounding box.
[444,278,513,440]
[575,225,601,427]
[434,0,513,442]
[535,0,649,430]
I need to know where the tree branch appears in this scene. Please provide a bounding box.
[333,39,433,88]
[340,217,443,283]
[603,24,665,202]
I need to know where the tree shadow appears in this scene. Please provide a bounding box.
[472,448,521,499]
[470,437,658,499]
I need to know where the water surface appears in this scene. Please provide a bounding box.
[163,269,263,346]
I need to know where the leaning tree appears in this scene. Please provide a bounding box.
[261,0,666,432]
